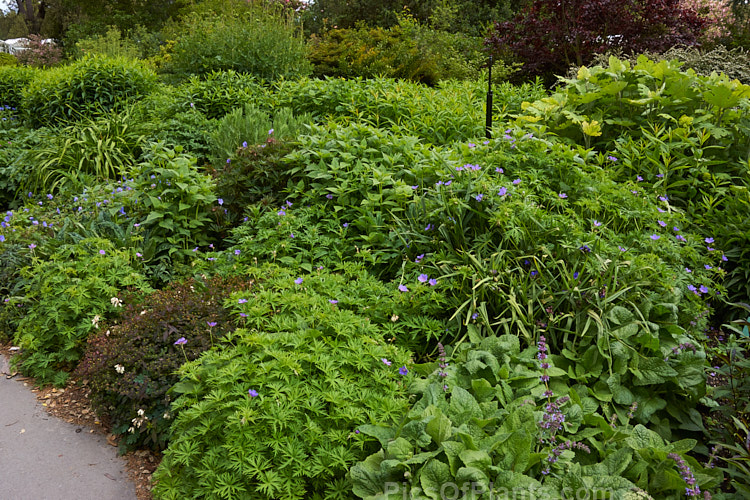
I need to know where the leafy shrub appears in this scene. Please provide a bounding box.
[16,35,63,68]
[681,0,735,43]
[23,109,146,194]
[73,26,141,60]
[176,70,269,120]
[485,0,705,82]
[0,52,17,67]
[0,65,36,109]
[308,16,484,85]
[141,110,213,163]
[11,237,151,386]
[128,143,217,267]
[152,263,414,500]
[352,334,723,498]
[161,4,310,82]
[75,275,252,451]
[207,105,310,165]
[273,77,547,145]
[21,55,157,127]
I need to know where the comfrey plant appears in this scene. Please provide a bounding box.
[351,334,722,499]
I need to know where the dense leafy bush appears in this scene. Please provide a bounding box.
[75,275,252,451]
[176,71,269,120]
[273,77,547,145]
[73,26,141,60]
[207,105,310,166]
[0,53,17,67]
[11,237,151,386]
[15,35,63,68]
[0,66,36,109]
[353,335,722,498]
[161,4,310,82]
[21,55,157,127]
[308,16,484,85]
[486,0,705,82]
[152,263,415,500]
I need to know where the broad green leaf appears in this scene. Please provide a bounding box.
[420,459,452,500]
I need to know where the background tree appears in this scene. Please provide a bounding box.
[486,0,706,83]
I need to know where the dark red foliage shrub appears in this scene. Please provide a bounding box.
[74,275,252,452]
[485,0,705,82]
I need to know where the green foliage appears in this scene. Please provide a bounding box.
[152,263,414,500]
[0,52,17,67]
[273,77,547,145]
[308,16,485,85]
[23,109,146,194]
[175,70,269,120]
[73,26,141,60]
[352,335,723,499]
[129,143,217,266]
[0,65,36,109]
[11,237,151,386]
[162,4,310,82]
[21,55,157,127]
[75,275,252,452]
[207,105,310,166]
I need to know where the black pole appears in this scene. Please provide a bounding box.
[485,55,493,139]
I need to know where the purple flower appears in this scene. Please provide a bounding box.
[512,178,521,185]
[425,223,434,231]
[676,235,686,242]
[28,243,36,250]
[495,167,504,173]
[277,210,286,216]
[174,337,187,345]
[294,277,303,285]
[650,234,660,240]
[607,155,618,162]
[705,237,715,244]
[558,193,567,199]
[579,245,591,253]
[687,284,697,293]
[498,187,507,196]
[248,389,258,398]
[722,254,728,262]
[218,198,224,206]
[637,175,643,181]
[399,366,408,375]
[707,246,714,251]
[593,220,602,227]
[699,285,709,294]
[468,143,475,148]
[325,194,333,199]
[705,264,712,270]
[381,358,392,366]
[268,129,274,135]
[226,159,231,164]
[686,267,692,273]
[573,272,579,279]
[238,298,248,304]
[428,278,437,286]
[242,141,248,148]
[136,252,142,258]
[418,274,428,283]
[530,270,538,276]
[0,235,4,242]
[415,254,424,263]
[618,246,626,252]
[329,299,338,304]
[475,194,484,202]
[398,284,409,292]
[658,220,666,227]
[234,249,241,255]
[659,196,668,202]
[99,250,106,255]
[207,321,217,327]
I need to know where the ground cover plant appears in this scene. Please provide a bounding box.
[0,36,749,500]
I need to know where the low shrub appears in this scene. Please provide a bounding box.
[161,4,310,82]
[352,334,723,498]
[21,55,157,127]
[73,26,141,60]
[0,53,17,67]
[152,263,415,500]
[74,275,252,451]
[11,237,151,386]
[0,66,36,109]
[177,70,269,120]
[15,35,63,68]
[308,16,485,85]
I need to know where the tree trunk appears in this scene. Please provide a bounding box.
[16,0,44,34]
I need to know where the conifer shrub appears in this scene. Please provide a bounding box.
[75,275,253,451]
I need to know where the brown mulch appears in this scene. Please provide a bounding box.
[1,343,160,500]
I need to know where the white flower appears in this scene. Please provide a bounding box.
[137,408,145,417]
[110,297,122,307]
[114,364,125,374]
[91,315,100,328]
